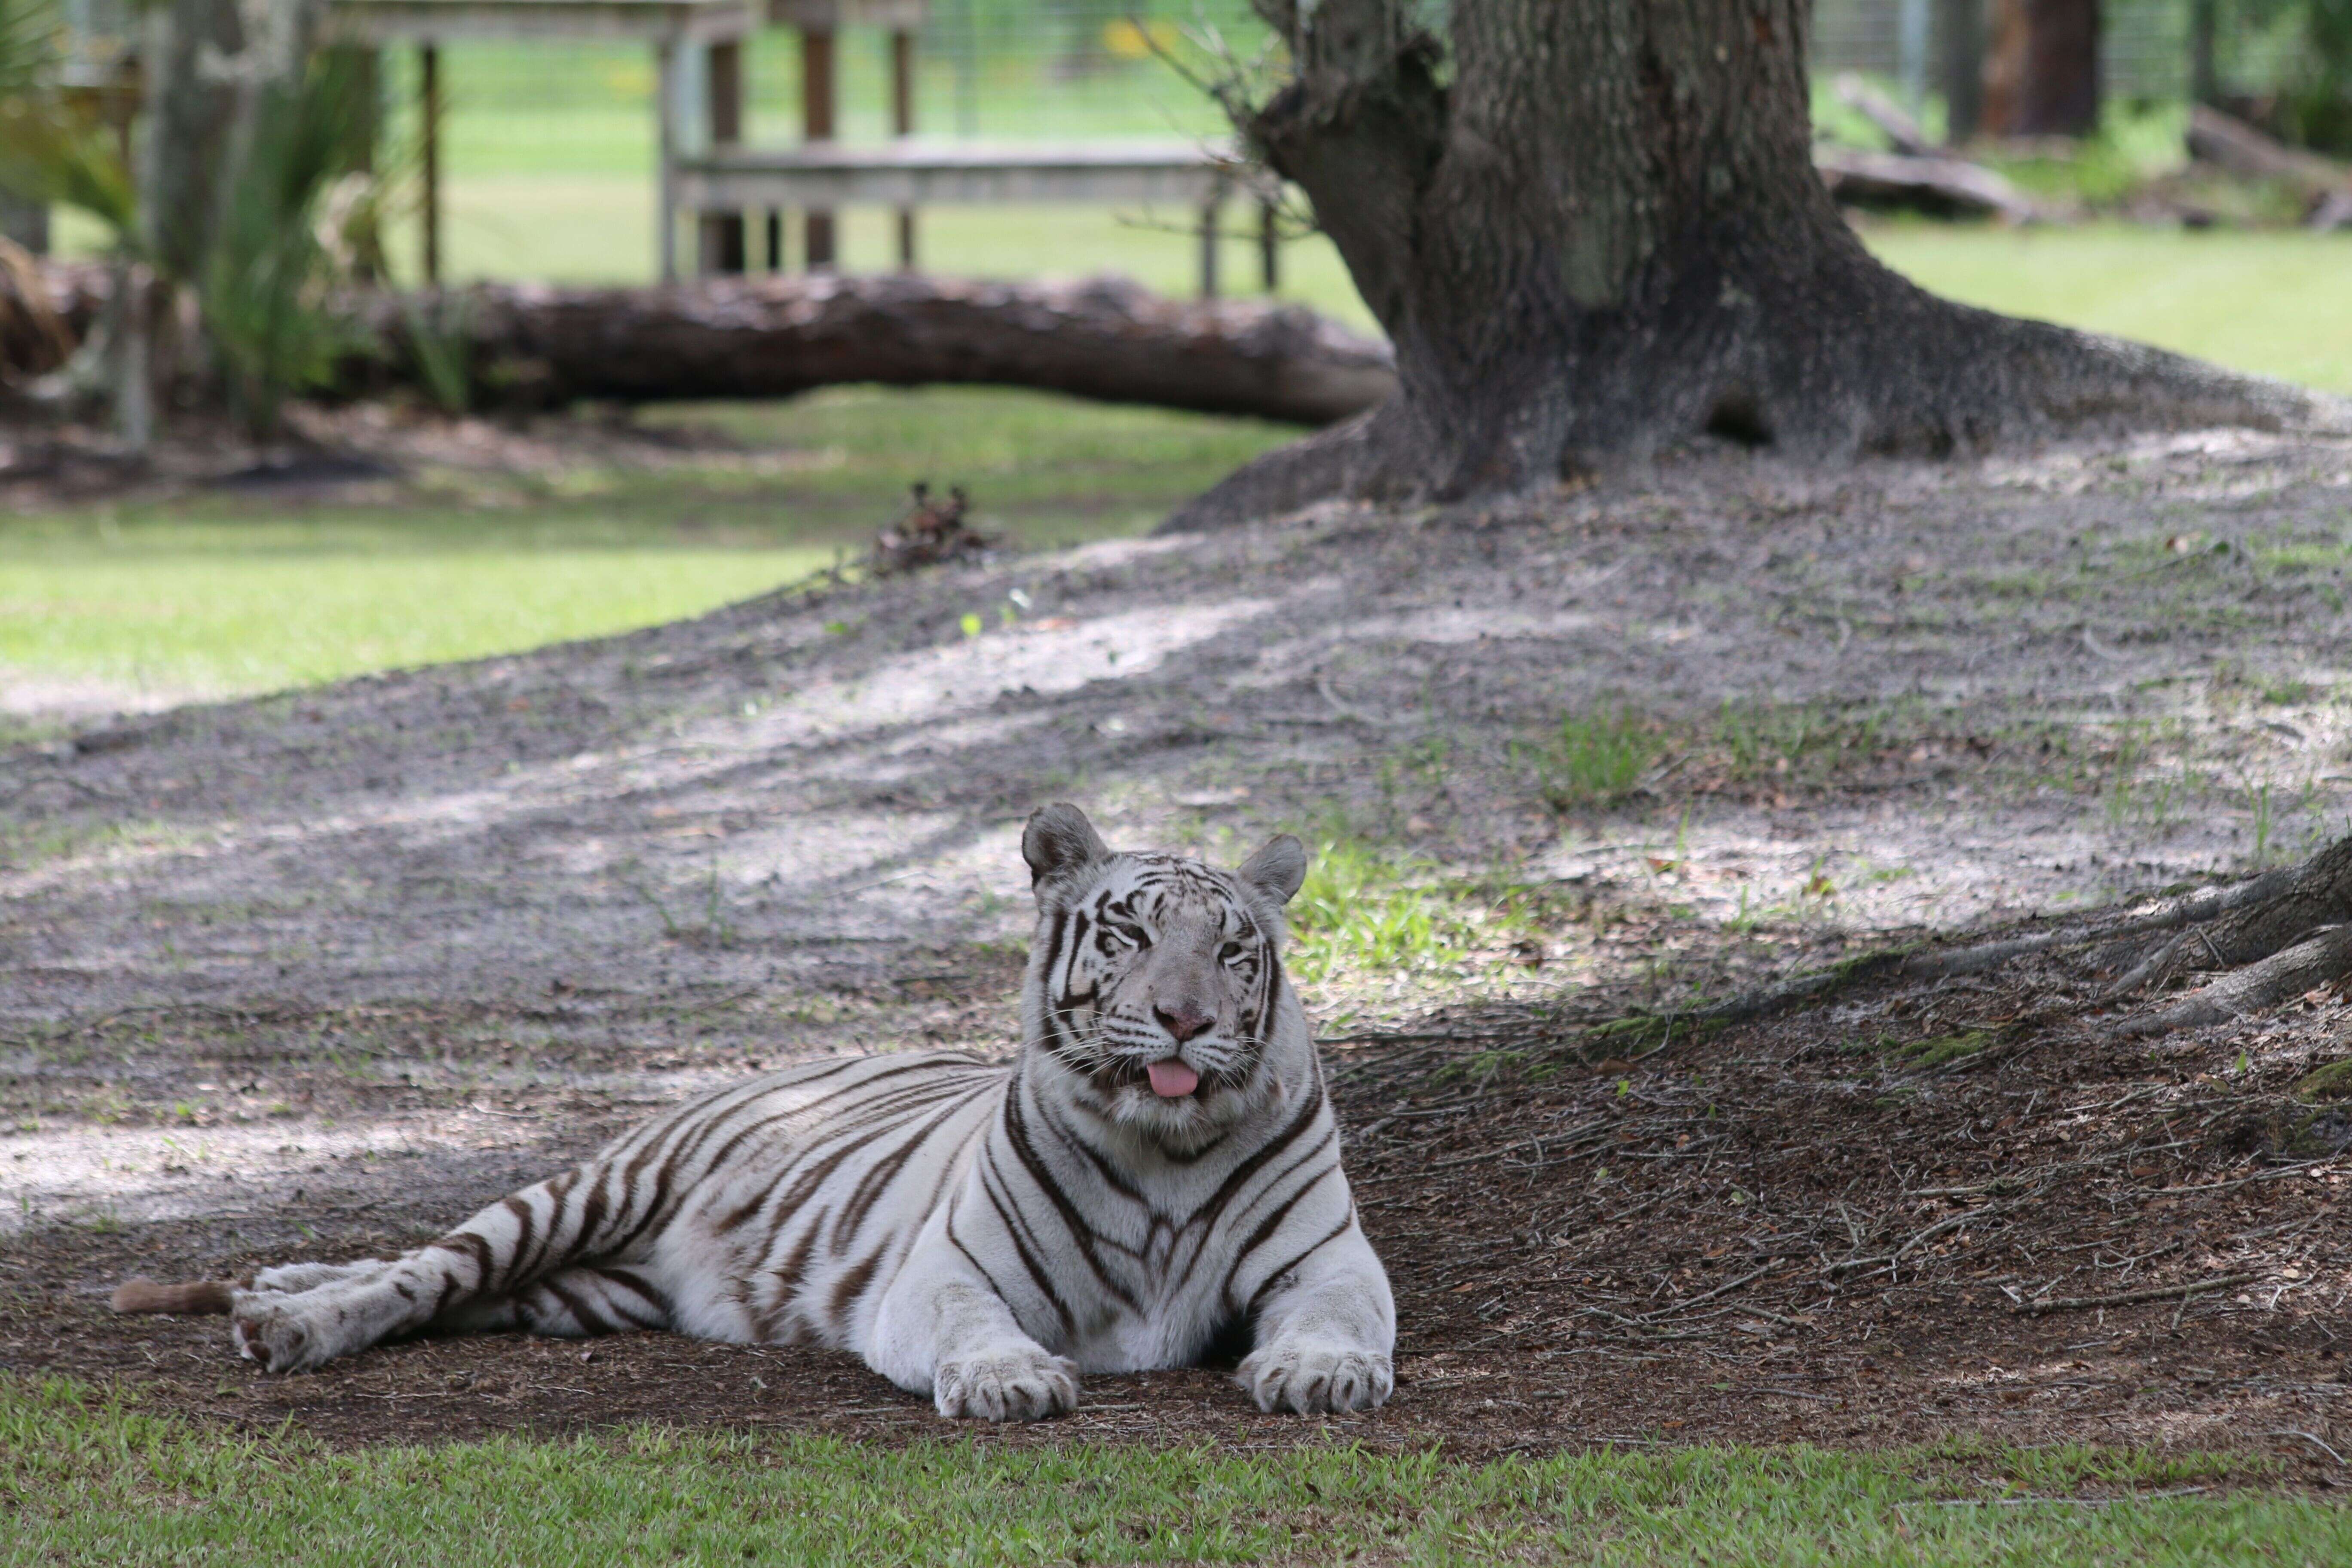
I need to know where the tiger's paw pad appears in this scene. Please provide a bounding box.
[934,1345,1080,1421]
[1237,1340,1393,1414]
[229,1295,337,1375]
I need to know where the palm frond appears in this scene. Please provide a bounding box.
[0,0,135,238]
[0,0,64,97]
[200,47,381,431]
[0,97,135,233]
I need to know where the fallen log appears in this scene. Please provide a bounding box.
[350,273,1396,426]
[2186,105,2352,229]
[34,267,1396,426]
[1814,146,2040,223]
[1833,72,1933,156]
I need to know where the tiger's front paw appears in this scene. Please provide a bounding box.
[934,1343,1080,1421]
[230,1293,340,1375]
[251,1259,382,1294]
[1237,1338,1393,1414]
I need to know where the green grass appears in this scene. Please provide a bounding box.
[4,1377,2343,1565]
[0,387,1292,701]
[1537,705,1663,813]
[1286,838,1531,987]
[1851,1030,1997,1071]
[1713,697,1908,786]
[0,540,828,698]
[650,385,1295,532]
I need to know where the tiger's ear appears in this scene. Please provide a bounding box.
[1023,802,1111,904]
[1239,834,1308,908]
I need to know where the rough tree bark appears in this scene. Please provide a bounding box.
[36,266,1395,424]
[1165,0,2339,530]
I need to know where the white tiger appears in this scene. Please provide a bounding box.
[113,804,1396,1419]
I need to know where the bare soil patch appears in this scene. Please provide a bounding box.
[8,430,2352,1472]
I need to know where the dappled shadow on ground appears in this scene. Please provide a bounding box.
[9,944,2352,1475]
[7,431,2352,1470]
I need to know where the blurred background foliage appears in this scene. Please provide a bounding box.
[0,0,2346,714]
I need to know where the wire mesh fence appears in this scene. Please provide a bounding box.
[382,0,2328,172]
[386,1,1268,183]
[38,0,2349,289]
[1810,0,2314,104]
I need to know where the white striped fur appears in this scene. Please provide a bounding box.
[182,805,1395,1419]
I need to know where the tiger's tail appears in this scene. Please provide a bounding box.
[110,1277,241,1315]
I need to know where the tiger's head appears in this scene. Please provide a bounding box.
[1018,802,1309,1146]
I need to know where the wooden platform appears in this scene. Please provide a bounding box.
[328,0,752,46]
[676,140,1235,208]
[674,141,1278,295]
[324,0,1276,295]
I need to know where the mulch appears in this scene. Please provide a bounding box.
[8,933,2352,1476]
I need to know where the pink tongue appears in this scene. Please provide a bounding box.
[1146,1060,1200,1098]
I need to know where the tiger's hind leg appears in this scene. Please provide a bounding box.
[445,1265,672,1338]
[231,1163,652,1373]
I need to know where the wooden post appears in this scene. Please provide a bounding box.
[891,27,916,268]
[2189,0,2219,105]
[1198,192,1220,299]
[1938,0,1984,142]
[1258,198,1278,293]
[420,43,441,283]
[698,40,746,274]
[341,47,384,281]
[655,36,679,283]
[802,26,837,270]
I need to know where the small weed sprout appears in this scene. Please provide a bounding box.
[703,861,736,946]
[2103,722,2147,829]
[1539,704,1660,812]
[1285,838,1541,987]
[1288,840,1473,983]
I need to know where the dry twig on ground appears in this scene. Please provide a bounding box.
[870,483,995,577]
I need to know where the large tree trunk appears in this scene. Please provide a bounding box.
[1983,0,2101,136]
[1166,0,2334,530]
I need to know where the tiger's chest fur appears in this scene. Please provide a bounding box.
[643,1044,1337,1373]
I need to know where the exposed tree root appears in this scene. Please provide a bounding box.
[1677,836,2352,1045]
[2099,838,2352,998]
[1160,303,2349,533]
[1911,836,2352,1039]
[2106,926,2352,1040]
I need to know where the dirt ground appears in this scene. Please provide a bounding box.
[8,423,2352,1472]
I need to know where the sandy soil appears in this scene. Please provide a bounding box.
[8,426,2352,1468]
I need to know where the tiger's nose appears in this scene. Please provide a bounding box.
[1154,1004,1213,1042]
